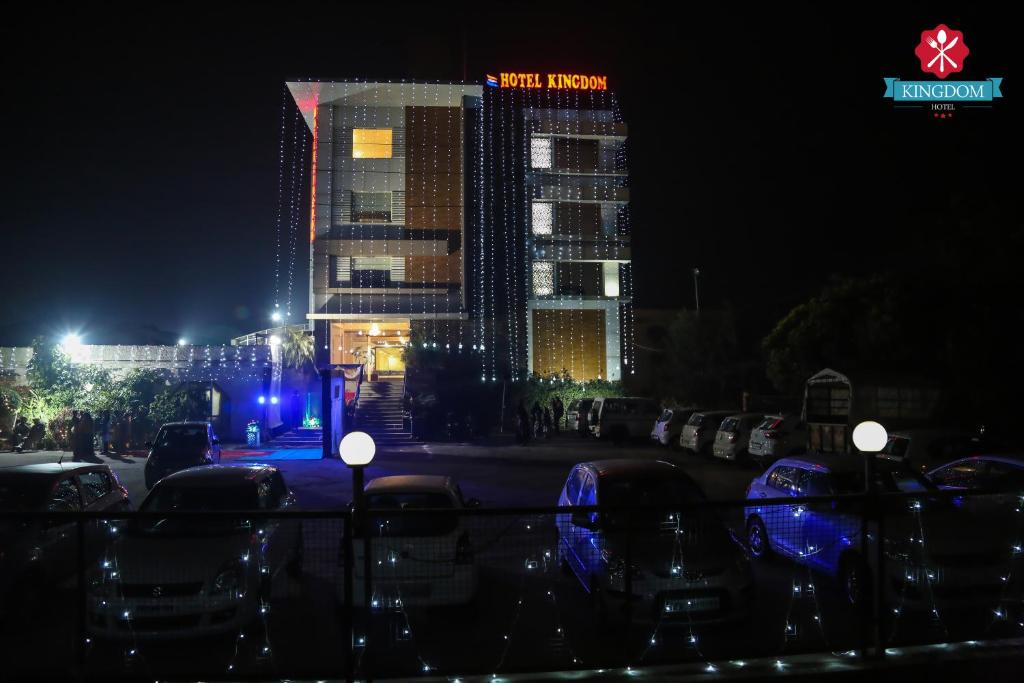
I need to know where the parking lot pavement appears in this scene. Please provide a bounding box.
[0,437,758,508]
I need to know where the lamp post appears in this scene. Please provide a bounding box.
[692,268,701,314]
[340,430,375,676]
[852,419,887,659]
[340,431,376,513]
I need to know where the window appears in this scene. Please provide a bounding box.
[530,137,552,169]
[532,262,554,296]
[390,256,405,282]
[351,192,392,223]
[797,470,832,496]
[929,462,981,488]
[79,470,112,505]
[565,467,586,504]
[352,128,393,158]
[602,262,620,297]
[767,466,797,493]
[49,478,82,512]
[335,256,352,283]
[531,202,553,235]
[352,256,392,271]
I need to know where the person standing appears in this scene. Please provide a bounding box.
[543,407,553,439]
[99,409,112,455]
[531,401,543,439]
[516,401,530,445]
[10,416,29,452]
[27,418,45,451]
[81,411,96,459]
[552,397,564,434]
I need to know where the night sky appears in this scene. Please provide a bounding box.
[2,4,1018,347]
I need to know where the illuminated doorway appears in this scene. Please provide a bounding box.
[330,320,411,377]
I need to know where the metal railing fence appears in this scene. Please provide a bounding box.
[1,488,1022,680]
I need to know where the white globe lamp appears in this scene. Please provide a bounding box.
[340,431,376,467]
[852,420,887,453]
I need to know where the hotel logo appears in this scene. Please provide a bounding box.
[883,23,1003,118]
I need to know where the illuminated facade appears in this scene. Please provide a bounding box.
[287,78,632,386]
[287,82,482,380]
[482,78,632,381]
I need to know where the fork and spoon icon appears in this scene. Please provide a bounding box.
[925,29,959,72]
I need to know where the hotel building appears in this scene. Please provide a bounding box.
[286,76,632,452]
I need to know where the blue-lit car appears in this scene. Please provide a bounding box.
[556,460,754,623]
[744,454,1019,608]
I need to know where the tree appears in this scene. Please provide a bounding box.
[281,327,315,371]
[661,309,747,407]
[761,274,938,395]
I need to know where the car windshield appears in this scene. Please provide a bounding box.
[686,414,705,427]
[133,484,257,536]
[0,478,48,511]
[153,425,207,452]
[366,491,457,536]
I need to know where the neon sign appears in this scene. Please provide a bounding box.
[486,72,608,91]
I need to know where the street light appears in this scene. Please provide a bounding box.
[852,421,887,453]
[341,431,376,513]
[61,333,83,355]
[271,311,282,322]
[852,419,888,658]
[177,338,187,346]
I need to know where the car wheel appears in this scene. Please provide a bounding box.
[839,554,870,606]
[746,517,772,559]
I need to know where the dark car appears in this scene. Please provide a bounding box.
[555,460,754,623]
[144,422,222,489]
[0,463,131,626]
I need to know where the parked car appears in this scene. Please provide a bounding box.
[748,414,806,467]
[927,454,1024,491]
[567,398,595,436]
[589,397,661,442]
[556,460,754,624]
[1,464,131,628]
[650,408,695,447]
[351,475,479,608]
[88,464,302,640]
[679,410,735,456]
[712,413,764,462]
[144,421,222,489]
[876,429,994,474]
[744,454,1013,608]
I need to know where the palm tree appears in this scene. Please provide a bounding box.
[280,327,315,370]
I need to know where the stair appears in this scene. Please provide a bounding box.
[270,427,323,449]
[356,379,413,446]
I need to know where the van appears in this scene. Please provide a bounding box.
[588,397,661,442]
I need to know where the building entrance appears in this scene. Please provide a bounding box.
[329,320,410,378]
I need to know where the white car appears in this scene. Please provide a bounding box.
[712,413,764,462]
[747,414,806,467]
[88,465,302,640]
[679,410,735,456]
[588,397,661,441]
[650,408,695,447]
[351,475,479,609]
